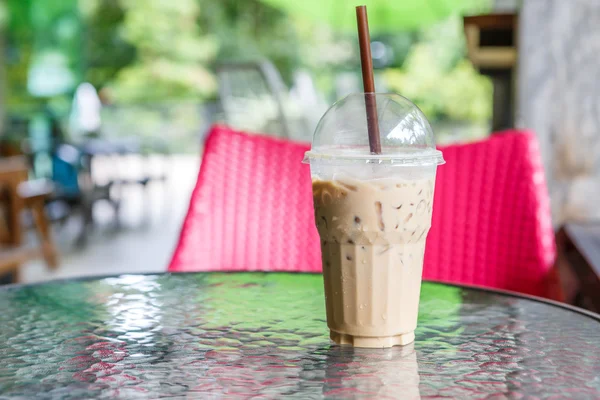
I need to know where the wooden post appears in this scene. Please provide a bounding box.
[464,13,518,131]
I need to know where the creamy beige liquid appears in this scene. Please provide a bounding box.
[312,177,434,348]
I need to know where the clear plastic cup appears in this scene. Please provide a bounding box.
[303,93,444,348]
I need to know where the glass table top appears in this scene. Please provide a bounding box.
[0,273,599,399]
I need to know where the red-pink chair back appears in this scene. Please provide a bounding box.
[424,130,556,296]
[169,126,556,297]
[169,125,321,273]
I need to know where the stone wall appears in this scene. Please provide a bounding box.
[493,0,519,12]
[518,0,600,226]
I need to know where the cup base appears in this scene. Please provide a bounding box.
[330,330,415,348]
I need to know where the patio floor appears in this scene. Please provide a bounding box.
[19,155,200,284]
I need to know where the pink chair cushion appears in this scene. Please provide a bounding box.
[169,125,556,297]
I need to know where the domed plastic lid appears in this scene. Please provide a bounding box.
[304,93,445,166]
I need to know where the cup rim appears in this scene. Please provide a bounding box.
[303,147,445,166]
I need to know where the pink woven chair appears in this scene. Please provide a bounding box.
[169,125,556,297]
[169,125,321,273]
[424,130,556,297]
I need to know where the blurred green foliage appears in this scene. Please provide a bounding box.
[108,0,217,103]
[81,0,135,91]
[384,18,492,122]
[3,0,491,149]
[6,0,81,108]
[200,0,300,85]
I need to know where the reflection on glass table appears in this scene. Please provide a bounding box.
[0,273,599,398]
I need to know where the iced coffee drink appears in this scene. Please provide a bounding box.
[304,93,444,348]
[313,175,434,347]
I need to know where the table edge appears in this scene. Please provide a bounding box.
[4,271,600,322]
[426,279,600,322]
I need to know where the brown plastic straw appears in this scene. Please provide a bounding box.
[356,5,381,154]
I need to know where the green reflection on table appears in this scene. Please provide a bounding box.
[196,273,463,348]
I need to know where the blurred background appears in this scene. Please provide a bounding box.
[0,0,598,285]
